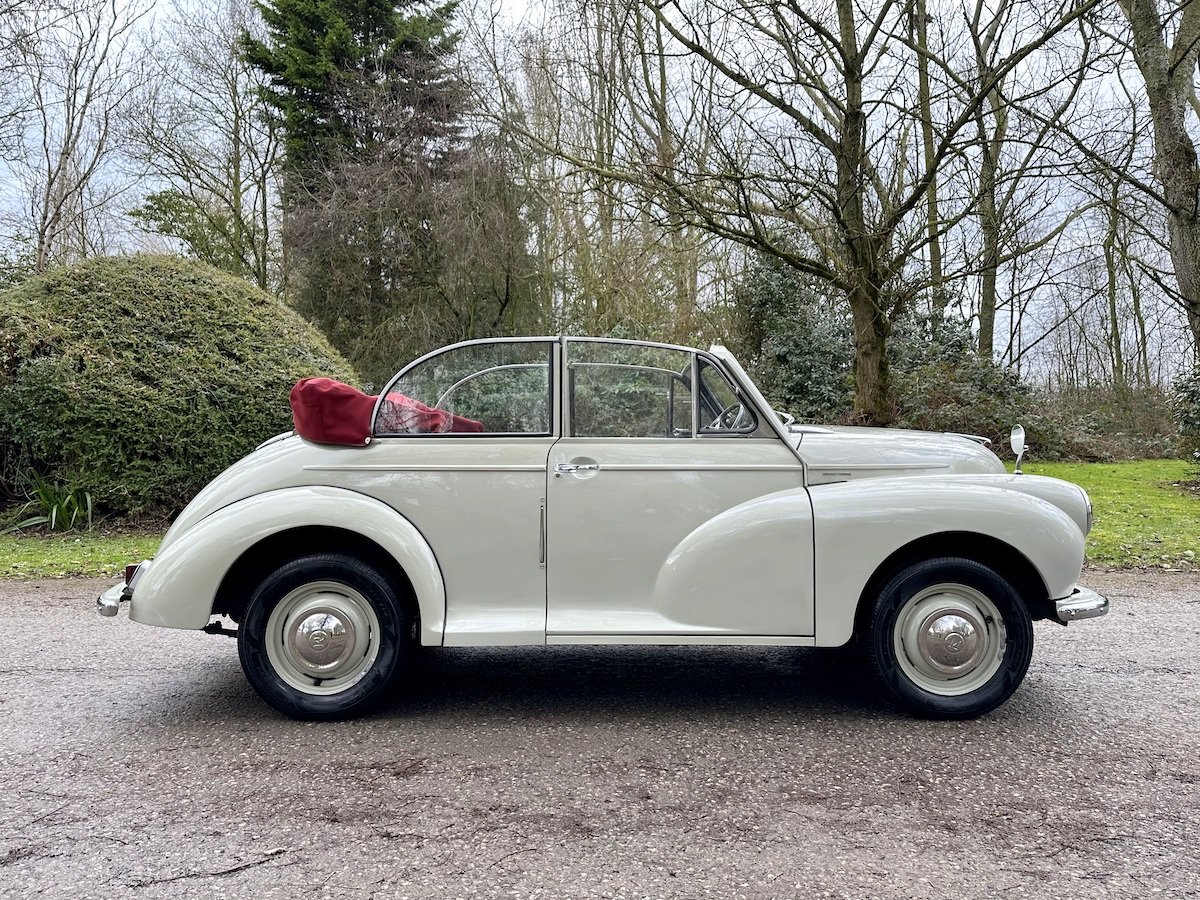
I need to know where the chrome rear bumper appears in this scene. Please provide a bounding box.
[96,559,150,618]
[1054,587,1109,623]
[97,581,128,617]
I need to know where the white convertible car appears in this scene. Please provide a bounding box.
[98,337,1107,719]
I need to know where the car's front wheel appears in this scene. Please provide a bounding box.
[866,557,1034,719]
[238,554,407,719]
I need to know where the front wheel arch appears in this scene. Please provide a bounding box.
[850,532,1049,644]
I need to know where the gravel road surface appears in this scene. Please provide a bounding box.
[2,571,1198,899]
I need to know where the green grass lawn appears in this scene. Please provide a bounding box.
[1023,459,1199,569]
[0,460,1196,577]
[0,530,161,579]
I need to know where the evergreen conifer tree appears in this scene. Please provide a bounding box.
[243,0,479,380]
[243,0,462,195]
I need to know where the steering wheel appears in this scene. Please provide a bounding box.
[707,402,749,431]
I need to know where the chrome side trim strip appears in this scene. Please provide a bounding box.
[587,464,802,472]
[815,463,948,471]
[946,432,993,447]
[545,633,817,646]
[306,463,802,473]
[303,464,547,472]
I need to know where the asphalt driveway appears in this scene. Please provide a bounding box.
[2,571,1197,898]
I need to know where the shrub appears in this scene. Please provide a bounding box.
[0,255,358,516]
[1173,368,1200,471]
[1027,385,1179,462]
[731,255,1180,460]
[889,316,1032,445]
[873,317,1177,461]
[732,254,854,421]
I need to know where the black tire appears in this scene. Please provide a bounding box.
[237,553,407,720]
[866,557,1034,719]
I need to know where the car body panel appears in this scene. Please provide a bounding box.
[546,438,809,635]
[809,475,1086,644]
[304,437,556,646]
[793,426,1007,484]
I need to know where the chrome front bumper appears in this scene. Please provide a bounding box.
[1054,586,1109,623]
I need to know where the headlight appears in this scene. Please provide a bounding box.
[1082,488,1094,535]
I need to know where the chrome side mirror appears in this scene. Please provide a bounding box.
[1010,424,1027,474]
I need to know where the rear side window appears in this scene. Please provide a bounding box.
[375,341,553,435]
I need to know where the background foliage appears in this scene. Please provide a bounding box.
[0,0,1198,525]
[1173,369,1200,470]
[734,253,1182,460]
[0,255,357,515]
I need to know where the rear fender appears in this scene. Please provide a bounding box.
[130,486,446,643]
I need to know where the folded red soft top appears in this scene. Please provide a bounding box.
[289,377,483,445]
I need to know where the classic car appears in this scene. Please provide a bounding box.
[97,337,1108,720]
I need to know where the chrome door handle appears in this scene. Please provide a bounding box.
[554,462,600,473]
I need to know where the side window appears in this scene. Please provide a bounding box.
[698,358,757,434]
[375,341,552,435]
[568,342,693,438]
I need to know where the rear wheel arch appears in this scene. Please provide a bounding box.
[214,526,419,635]
[851,531,1050,642]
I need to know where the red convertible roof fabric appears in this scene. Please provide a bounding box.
[290,377,483,445]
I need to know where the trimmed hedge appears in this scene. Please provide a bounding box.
[0,255,358,515]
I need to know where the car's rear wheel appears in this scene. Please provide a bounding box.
[866,557,1033,719]
[238,554,406,719]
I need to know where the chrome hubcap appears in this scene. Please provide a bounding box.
[265,581,380,695]
[289,611,354,673]
[918,610,983,673]
[893,584,1006,696]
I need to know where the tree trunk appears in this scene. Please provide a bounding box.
[1120,0,1200,355]
[977,128,999,359]
[836,0,893,424]
[849,283,893,424]
[912,0,944,320]
[1103,182,1126,388]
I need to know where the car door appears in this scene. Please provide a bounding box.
[545,340,814,639]
[362,339,557,645]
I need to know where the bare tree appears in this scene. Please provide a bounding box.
[469,1,740,346]
[2,0,146,271]
[912,0,946,317]
[955,0,1105,360]
[0,0,68,157]
[484,0,1105,422]
[123,0,282,290]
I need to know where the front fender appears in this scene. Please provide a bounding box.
[810,477,1086,645]
[130,486,446,643]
